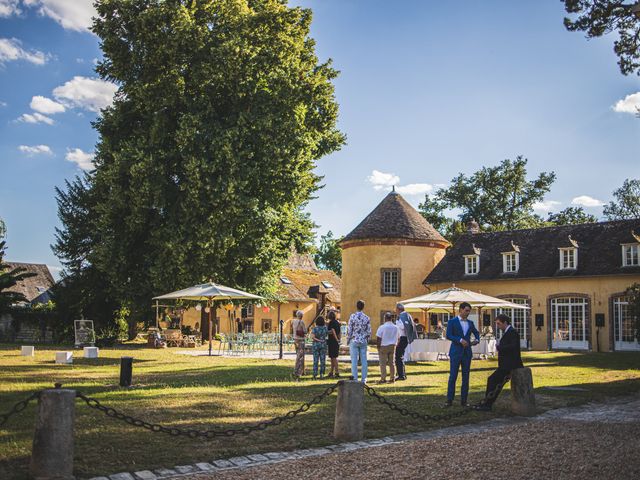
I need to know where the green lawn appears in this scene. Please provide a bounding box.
[1,344,639,479]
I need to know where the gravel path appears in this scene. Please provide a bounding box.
[182,398,640,480]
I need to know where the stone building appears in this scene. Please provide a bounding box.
[341,191,640,352]
[340,189,449,326]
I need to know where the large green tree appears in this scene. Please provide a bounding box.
[546,206,598,225]
[54,0,345,326]
[562,1,640,76]
[419,157,555,241]
[313,230,342,275]
[603,178,640,219]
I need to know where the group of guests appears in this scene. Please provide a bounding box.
[292,309,342,379]
[291,299,524,410]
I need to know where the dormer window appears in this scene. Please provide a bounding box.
[280,276,292,284]
[464,255,479,275]
[622,243,639,267]
[321,281,333,289]
[559,247,577,270]
[502,252,519,273]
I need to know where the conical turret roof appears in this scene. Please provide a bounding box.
[343,191,447,243]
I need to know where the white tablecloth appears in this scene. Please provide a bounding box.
[409,338,496,361]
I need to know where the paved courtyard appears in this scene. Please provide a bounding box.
[104,395,640,480]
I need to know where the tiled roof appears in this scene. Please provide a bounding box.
[4,262,55,303]
[278,254,342,303]
[343,191,447,243]
[425,219,640,284]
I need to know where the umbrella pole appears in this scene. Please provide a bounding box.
[155,300,159,329]
[208,299,213,356]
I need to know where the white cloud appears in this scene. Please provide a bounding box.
[0,100,6,107]
[612,92,640,114]
[571,195,604,208]
[18,144,53,155]
[532,200,561,213]
[23,0,96,32]
[367,170,399,190]
[53,76,117,112]
[0,0,20,17]
[396,183,434,196]
[18,112,54,125]
[0,37,47,65]
[30,95,65,114]
[65,147,94,170]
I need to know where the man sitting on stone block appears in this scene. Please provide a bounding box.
[476,313,523,411]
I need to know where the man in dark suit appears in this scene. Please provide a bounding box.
[445,302,480,407]
[476,313,524,411]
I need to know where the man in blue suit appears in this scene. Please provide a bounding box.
[445,302,480,407]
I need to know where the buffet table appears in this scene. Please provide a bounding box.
[408,338,496,361]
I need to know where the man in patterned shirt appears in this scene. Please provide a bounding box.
[347,300,371,383]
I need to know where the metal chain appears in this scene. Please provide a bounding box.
[75,381,341,438]
[363,384,472,421]
[363,374,512,421]
[0,391,40,427]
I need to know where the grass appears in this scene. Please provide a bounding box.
[1,344,639,479]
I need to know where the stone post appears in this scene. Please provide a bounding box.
[120,356,133,387]
[333,380,364,441]
[29,387,76,480]
[510,367,536,416]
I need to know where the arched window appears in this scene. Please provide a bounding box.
[550,296,589,350]
[496,297,529,349]
[612,295,639,351]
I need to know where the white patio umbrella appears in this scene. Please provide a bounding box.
[153,282,264,356]
[401,286,529,312]
[401,286,529,333]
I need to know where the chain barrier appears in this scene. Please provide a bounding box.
[0,391,40,427]
[75,381,341,438]
[363,374,512,422]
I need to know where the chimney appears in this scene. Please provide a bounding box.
[466,218,480,234]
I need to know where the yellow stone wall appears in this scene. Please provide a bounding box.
[428,275,640,351]
[179,300,318,334]
[342,242,447,329]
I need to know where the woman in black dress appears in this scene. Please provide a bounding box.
[326,310,341,377]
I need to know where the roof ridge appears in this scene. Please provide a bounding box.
[459,217,640,237]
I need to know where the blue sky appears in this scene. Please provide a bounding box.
[1,1,639,279]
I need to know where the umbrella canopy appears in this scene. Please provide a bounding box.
[401,286,529,310]
[153,282,264,302]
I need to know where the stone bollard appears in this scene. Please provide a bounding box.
[120,356,133,387]
[333,380,364,441]
[510,367,536,416]
[30,387,76,480]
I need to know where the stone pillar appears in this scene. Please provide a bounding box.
[120,356,133,387]
[510,367,536,416]
[333,380,364,441]
[30,388,76,480]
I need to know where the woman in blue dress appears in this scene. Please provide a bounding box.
[311,316,328,379]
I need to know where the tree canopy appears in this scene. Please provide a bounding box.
[53,0,345,326]
[546,207,597,225]
[603,178,640,219]
[313,230,342,275]
[562,1,640,76]
[419,157,556,241]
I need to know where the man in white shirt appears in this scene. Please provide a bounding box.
[376,312,399,383]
